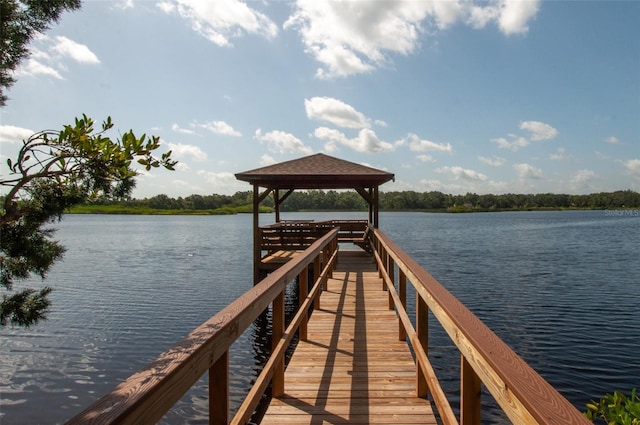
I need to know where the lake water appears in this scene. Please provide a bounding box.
[1,210,638,424]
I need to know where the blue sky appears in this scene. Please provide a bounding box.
[1,0,639,198]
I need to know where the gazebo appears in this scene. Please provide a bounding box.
[235,153,394,282]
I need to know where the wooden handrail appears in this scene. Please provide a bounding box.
[372,245,459,425]
[66,229,339,425]
[370,229,590,425]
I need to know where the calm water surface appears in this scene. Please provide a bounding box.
[1,211,638,424]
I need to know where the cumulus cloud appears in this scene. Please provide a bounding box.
[417,155,435,163]
[496,0,540,35]
[284,0,540,78]
[260,154,277,166]
[436,166,488,181]
[492,120,557,151]
[53,36,100,64]
[478,155,506,166]
[314,127,394,153]
[549,147,572,161]
[570,169,597,189]
[513,163,543,179]
[171,123,197,135]
[198,120,241,137]
[605,136,621,144]
[255,129,313,155]
[491,135,529,151]
[468,0,540,35]
[158,0,277,46]
[0,125,34,143]
[406,133,452,153]
[196,170,247,194]
[14,58,63,79]
[520,120,558,141]
[14,36,99,80]
[165,142,208,161]
[622,159,640,178]
[304,97,370,129]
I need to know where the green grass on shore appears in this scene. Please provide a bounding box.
[67,204,273,215]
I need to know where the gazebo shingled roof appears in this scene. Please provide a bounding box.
[235,153,394,189]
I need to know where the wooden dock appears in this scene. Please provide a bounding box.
[261,250,436,424]
[65,227,590,425]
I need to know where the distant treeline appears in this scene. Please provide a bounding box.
[72,189,640,213]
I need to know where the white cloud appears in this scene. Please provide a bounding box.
[157,1,174,13]
[622,159,640,178]
[491,135,529,151]
[304,97,370,129]
[14,35,99,80]
[159,0,278,47]
[417,155,435,163]
[260,154,276,166]
[171,123,197,135]
[605,136,621,145]
[513,163,543,179]
[165,142,208,161]
[491,120,556,152]
[549,147,572,161]
[436,166,488,181]
[520,120,558,141]
[469,0,540,35]
[285,1,433,78]
[175,162,191,171]
[115,0,134,10]
[14,58,63,79]
[314,127,394,153]
[284,1,540,78]
[255,129,313,155]
[497,0,540,35]
[374,119,388,127]
[0,125,34,143]
[407,133,452,153]
[570,169,598,189]
[53,36,100,64]
[196,170,247,194]
[478,155,505,166]
[199,120,241,137]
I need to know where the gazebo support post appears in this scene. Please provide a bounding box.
[253,185,261,285]
[374,186,379,228]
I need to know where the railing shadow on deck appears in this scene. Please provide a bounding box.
[370,228,590,425]
[65,229,339,425]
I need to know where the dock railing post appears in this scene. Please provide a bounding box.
[388,257,395,310]
[313,256,321,309]
[299,265,308,341]
[416,294,429,398]
[209,351,229,425]
[272,291,285,397]
[381,246,387,289]
[399,270,406,341]
[461,355,481,425]
[322,248,329,291]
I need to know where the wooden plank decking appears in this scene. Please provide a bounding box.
[261,250,436,424]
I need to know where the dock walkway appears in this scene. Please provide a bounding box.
[261,250,436,424]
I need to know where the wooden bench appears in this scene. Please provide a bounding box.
[259,220,371,271]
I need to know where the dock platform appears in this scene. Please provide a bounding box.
[261,250,436,424]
